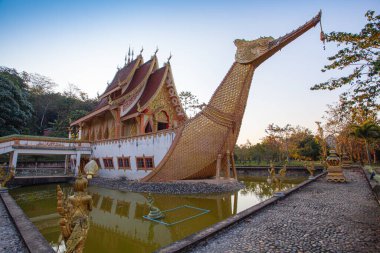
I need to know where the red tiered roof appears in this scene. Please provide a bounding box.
[70,56,183,127]
[122,59,155,94]
[122,65,168,119]
[101,57,141,98]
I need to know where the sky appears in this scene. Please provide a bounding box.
[1,0,379,144]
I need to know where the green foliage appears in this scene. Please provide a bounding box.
[26,79,98,137]
[49,109,89,137]
[234,125,321,164]
[179,91,205,118]
[296,135,321,160]
[0,66,98,137]
[350,120,380,140]
[0,68,33,136]
[311,10,380,111]
[350,120,380,164]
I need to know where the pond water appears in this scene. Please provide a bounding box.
[10,175,307,253]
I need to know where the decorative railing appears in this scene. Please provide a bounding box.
[91,128,177,145]
[15,167,73,177]
[0,134,84,144]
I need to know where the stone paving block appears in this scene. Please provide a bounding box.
[187,170,380,253]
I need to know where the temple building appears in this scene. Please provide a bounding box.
[68,53,187,179]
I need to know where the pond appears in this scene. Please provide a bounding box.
[10,174,307,253]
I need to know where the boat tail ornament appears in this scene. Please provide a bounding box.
[142,11,322,182]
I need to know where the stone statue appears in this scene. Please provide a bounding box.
[0,166,14,190]
[146,193,164,220]
[56,175,93,253]
[278,161,287,178]
[267,161,287,196]
[326,150,346,182]
[305,161,316,178]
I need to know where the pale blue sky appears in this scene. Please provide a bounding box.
[1,0,379,143]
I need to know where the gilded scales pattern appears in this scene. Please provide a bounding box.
[142,12,322,182]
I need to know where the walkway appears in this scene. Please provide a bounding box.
[188,170,380,253]
[0,196,28,253]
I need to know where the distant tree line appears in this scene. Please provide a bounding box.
[0,67,98,137]
[234,124,321,165]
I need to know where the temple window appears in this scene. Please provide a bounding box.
[145,157,154,168]
[136,157,145,169]
[102,158,114,169]
[157,122,168,131]
[136,156,154,170]
[145,122,153,133]
[118,157,131,170]
[156,111,169,131]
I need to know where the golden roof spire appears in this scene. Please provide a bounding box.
[167,52,172,64]
[127,46,131,64]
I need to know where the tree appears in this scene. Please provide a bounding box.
[296,134,321,161]
[0,68,33,136]
[265,123,294,161]
[320,100,379,161]
[24,72,57,95]
[311,10,380,111]
[350,120,380,164]
[179,91,205,118]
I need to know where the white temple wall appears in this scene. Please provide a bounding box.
[91,130,176,180]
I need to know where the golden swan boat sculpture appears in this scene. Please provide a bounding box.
[142,12,322,182]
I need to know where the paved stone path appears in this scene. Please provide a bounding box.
[0,196,28,253]
[188,170,380,253]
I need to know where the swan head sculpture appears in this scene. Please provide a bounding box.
[234,37,274,64]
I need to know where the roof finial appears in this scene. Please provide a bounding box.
[127,46,131,63]
[131,49,134,60]
[140,46,144,55]
[154,46,159,56]
[167,52,172,63]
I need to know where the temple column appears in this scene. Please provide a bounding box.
[216,154,222,179]
[117,109,121,138]
[78,124,82,140]
[64,155,69,175]
[135,116,141,135]
[111,109,121,139]
[10,151,18,169]
[68,127,72,139]
[225,150,231,178]
[75,152,81,176]
[153,116,158,133]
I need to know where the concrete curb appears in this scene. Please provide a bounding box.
[360,166,380,205]
[0,192,54,253]
[156,171,327,253]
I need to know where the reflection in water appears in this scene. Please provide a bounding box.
[10,174,307,253]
